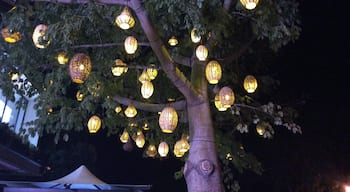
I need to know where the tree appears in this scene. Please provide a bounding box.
[0,0,301,191]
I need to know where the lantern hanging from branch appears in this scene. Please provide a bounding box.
[76,91,84,101]
[196,45,208,61]
[1,27,21,43]
[219,86,235,108]
[115,105,122,113]
[146,64,158,80]
[135,131,145,148]
[138,69,150,84]
[146,144,157,157]
[115,6,135,30]
[111,59,128,76]
[87,115,101,133]
[173,142,185,158]
[159,106,178,133]
[214,94,228,111]
[240,0,259,10]
[142,121,150,130]
[32,24,50,48]
[205,60,222,84]
[243,75,258,93]
[124,36,138,54]
[168,36,178,46]
[120,129,130,143]
[57,52,68,65]
[69,53,92,84]
[124,103,137,118]
[141,80,154,99]
[158,141,169,157]
[190,28,201,43]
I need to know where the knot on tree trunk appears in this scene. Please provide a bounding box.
[184,159,215,178]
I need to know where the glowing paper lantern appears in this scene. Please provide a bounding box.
[124,36,138,54]
[146,144,157,157]
[115,7,135,30]
[57,52,68,65]
[141,80,154,99]
[159,106,178,133]
[1,27,21,43]
[196,45,208,61]
[240,0,259,10]
[124,103,137,118]
[87,115,101,133]
[243,75,258,93]
[138,69,150,84]
[205,60,222,84]
[219,86,235,108]
[146,64,158,80]
[214,94,228,111]
[111,59,128,76]
[190,28,201,43]
[135,131,145,148]
[32,24,50,48]
[158,141,169,157]
[115,105,122,113]
[76,91,84,101]
[168,36,178,46]
[69,53,92,84]
[120,129,130,143]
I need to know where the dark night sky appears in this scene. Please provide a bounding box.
[1,0,349,191]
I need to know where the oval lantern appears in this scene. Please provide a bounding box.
[69,53,92,84]
[115,7,135,30]
[135,133,145,148]
[141,80,154,99]
[158,141,169,157]
[146,64,158,80]
[173,142,185,158]
[159,106,178,133]
[168,36,178,46]
[1,27,21,43]
[205,60,222,84]
[120,129,130,143]
[124,103,137,118]
[111,59,128,76]
[124,36,138,54]
[219,86,235,108]
[57,52,68,65]
[190,28,201,43]
[195,45,208,61]
[87,115,101,133]
[243,75,258,93]
[32,24,50,48]
[240,0,259,10]
[214,94,228,111]
[146,144,157,157]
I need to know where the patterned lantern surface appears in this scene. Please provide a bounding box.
[32,24,50,48]
[219,86,235,108]
[135,134,145,148]
[69,53,92,84]
[158,141,169,157]
[87,115,101,133]
[195,45,208,61]
[214,94,228,111]
[141,80,154,99]
[168,36,178,46]
[243,75,258,93]
[120,129,130,143]
[124,103,137,118]
[159,106,178,133]
[138,69,150,84]
[173,143,185,158]
[146,144,157,157]
[1,27,21,43]
[146,64,158,80]
[240,0,259,10]
[205,60,222,84]
[57,52,68,64]
[124,36,138,54]
[190,28,201,43]
[115,7,135,30]
[112,59,128,76]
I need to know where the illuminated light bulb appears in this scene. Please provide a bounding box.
[195,45,208,61]
[115,7,135,30]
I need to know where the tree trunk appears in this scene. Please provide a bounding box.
[185,101,224,192]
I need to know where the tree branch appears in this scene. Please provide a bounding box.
[30,0,128,5]
[223,0,232,12]
[222,37,255,65]
[113,95,186,112]
[70,42,150,49]
[173,54,192,67]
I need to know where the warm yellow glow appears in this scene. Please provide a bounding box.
[124,36,138,54]
[87,115,101,133]
[243,75,258,93]
[175,139,190,153]
[10,72,19,81]
[76,91,84,101]
[124,103,137,118]
[135,133,145,148]
[69,53,92,84]
[57,52,68,65]
[32,24,50,48]
[1,27,21,43]
[240,0,259,10]
[158,141,169,157]
[195,45,208,61]
[115,105,122,113]
[345,185,350,192]
[146,64,158,80]
[219,86,235,108]
[141,80,154,99]
[146,144,157,157]
[168,36,178,46]
[115,7,135,30]
[138,69,150,84]
[190,28,201,43]
[111,59,128,76]
[256,122,267,136]
[226,153,233,161]
[205,60,222,84]
[214,94,228,111]
[119,129,129,143]
[173,145,184,158]
[159,106,178,133]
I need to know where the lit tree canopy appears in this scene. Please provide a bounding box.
[0,0,301,191]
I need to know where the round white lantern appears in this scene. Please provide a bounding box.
[141,80,154,99]
[195,45,208,61]
[124,36,138,54]
[158,141,169,157]
[159,106,178,133]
